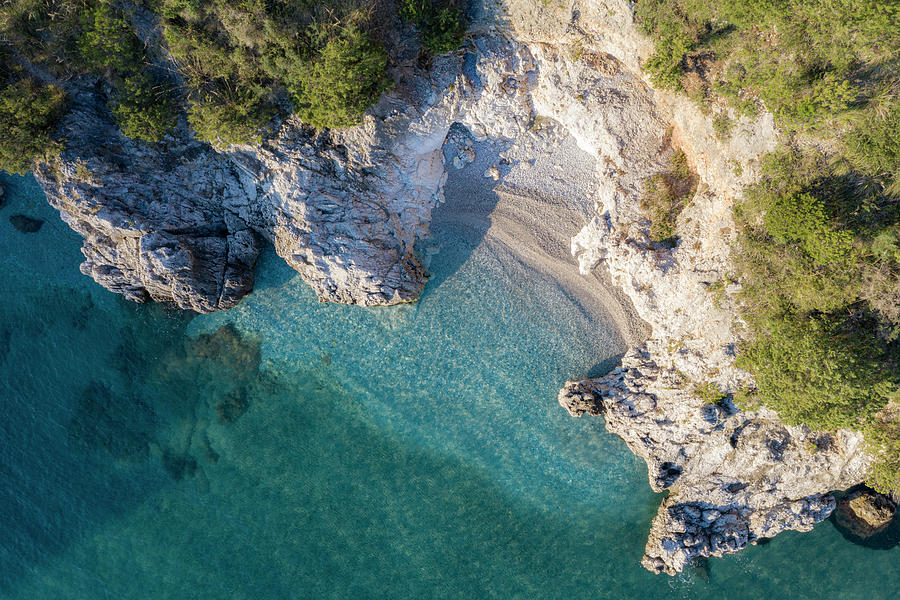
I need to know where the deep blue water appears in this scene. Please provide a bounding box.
[1,172,898,599]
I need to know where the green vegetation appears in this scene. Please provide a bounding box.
[400,0,466,54]
[734,150,900,492]
[158,0,463,142]
[635,0,900,492]
[291,25,392,130]
[640,148,698,245]
[111,72,178,143]
[712,112,732,141]
[1,0,176,148]
[706,276,732,309]
[0,56,66,174]
[634,1,899,130]
[695,381,727,405]
[0,0,468,156]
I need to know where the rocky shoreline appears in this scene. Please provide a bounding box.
[29,0,888,574]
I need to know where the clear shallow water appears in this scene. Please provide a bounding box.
[1,172,898,600]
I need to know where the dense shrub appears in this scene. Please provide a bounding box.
[643,32,692,91]
[401,0,466,54]
[160,0,461,141]
[634,0,899,132]
[734,151,900,492]
[2,0,464,151]
[111,73,178,143]
[1,0,176,146]
[737,315,894,431]
[0,70,66,174]
[292,26,392,129]
[77,0,143,76]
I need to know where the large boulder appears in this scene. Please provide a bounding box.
[835,489,897,538]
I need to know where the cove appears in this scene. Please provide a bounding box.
[2,168,898,600]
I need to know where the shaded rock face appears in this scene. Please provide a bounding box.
[551,0,872,576]
[31,0,877,577]
[35,82,259,313]
[561,367,868,574]
[228,121,440,306]
[835,489,897,538]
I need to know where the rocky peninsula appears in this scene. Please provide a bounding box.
[14,0,894,575]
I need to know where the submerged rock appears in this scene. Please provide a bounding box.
[189,323,261,378]
[162,451,198,481]
[9,214,44,233]
[25,0,876,577]
[834,489,897,538]
[216,388,250,424]
[68,381,156,460]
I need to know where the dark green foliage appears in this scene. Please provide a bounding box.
[186,89,272,147]
[764,192,855,266]
[401,0,466,54]
[634,0,900,131]
[643,31,692,90]
[77,0,175,141]
[2,0,459,150]
[0,0,176,146]
[111,72,178,143]
[0,57,66,175]
[292,26,392,129]
[158,0,398,142]
[734,150,900,492]
[77,0,143,76]
[640,149,697,244]
[712,112,732,140]
[737,315,894,430]
[695,381,727,405]
[635,0,900,491]
[158,0,464,141]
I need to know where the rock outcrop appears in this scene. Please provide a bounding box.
[32,0,877,575]
[553,0,872,575]
[560,360,870,574]
[35,82,259,313]
[36,17,670,311]
[834,489,897,538]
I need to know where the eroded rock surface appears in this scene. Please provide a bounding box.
[561,361,869,574]
[32,0,876,576]
[834,489,897,538]
[553,0,871,576]
[35,82,259,313]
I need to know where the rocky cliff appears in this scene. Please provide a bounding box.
[32,0,878,574]
[35,81,259,312]
[549,0,873,575]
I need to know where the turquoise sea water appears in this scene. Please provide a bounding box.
[1,171,898,599]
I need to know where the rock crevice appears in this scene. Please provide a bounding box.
[33,0,882,574]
